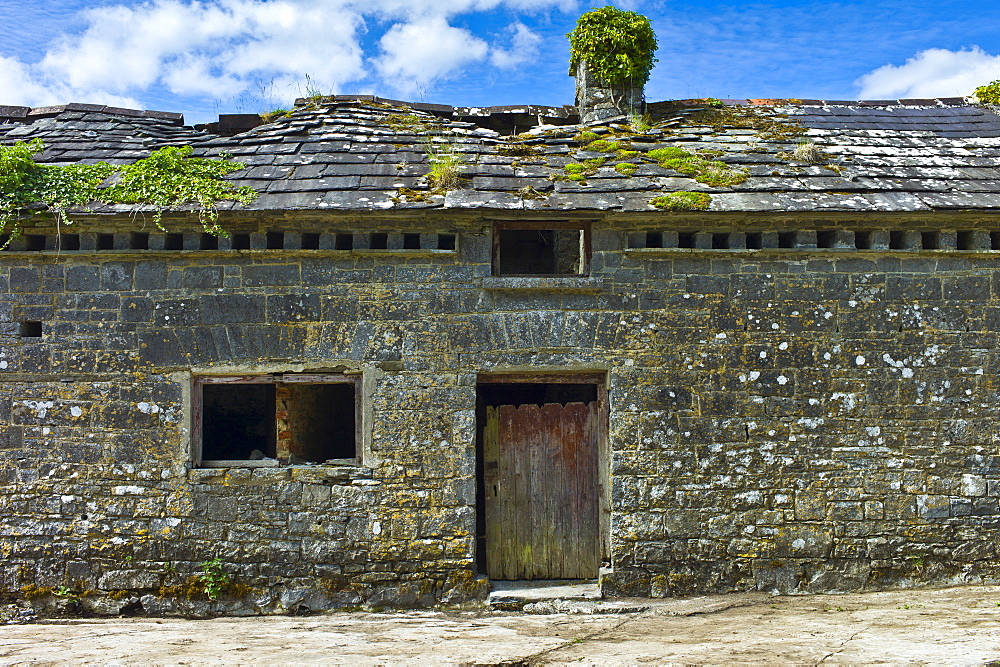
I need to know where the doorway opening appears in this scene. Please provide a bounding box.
[476,373,607,580]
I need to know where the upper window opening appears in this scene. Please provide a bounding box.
[494,223,589,276]
[196,375,358,466]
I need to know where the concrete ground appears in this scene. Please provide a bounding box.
[2,585,1000,665]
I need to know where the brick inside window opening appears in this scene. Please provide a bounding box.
[200,378,356,464]
[496,228,586,276]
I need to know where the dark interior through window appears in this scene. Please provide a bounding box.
[202,383,276,460]
[497,228,584,275]
[200,380,356,463]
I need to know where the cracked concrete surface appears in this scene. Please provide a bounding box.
[2,585,1000,664]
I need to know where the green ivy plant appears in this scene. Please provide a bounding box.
[0,140,256,242]
[198,558,231,601]
[567,6,658,88]
[974,80,1000,105]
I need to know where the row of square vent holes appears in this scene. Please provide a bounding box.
[629,230,1000,251]
[0,232,457,252]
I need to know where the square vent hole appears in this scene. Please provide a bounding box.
[19,321,42,338]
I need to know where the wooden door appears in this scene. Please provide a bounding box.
[484,401,600,580]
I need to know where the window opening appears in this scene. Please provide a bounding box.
[25,235,45,251]
[369,233,388,249]
[437,233,456,250]
[266,232,284,249]
[302,233,321,249]
[403,233,421,249]
[494,223,589,276]
[196,375,358,466]
[130,232,149,250]
[97,233,114,250]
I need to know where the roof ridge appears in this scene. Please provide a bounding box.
[0,103,184,124]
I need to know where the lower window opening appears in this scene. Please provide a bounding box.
[199,377,357,465]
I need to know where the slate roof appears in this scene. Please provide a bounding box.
[4,96,1000,214]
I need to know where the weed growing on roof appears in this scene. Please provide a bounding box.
[614,162,638,176]
[301,74,326,103]
[974,80,1000,105]
[424,136,464,190]
[259,108,292,123]
[784,139,826,164]
[386,113,430,132]
[647,145,747,187]
[496,143,543,158]
[585,139,622,153]
[568,7,658,88]
[516,185,548,200]
[649,192,712,210]
[687,104,807,141]
[0,139,255,243]
[628,112,653,133]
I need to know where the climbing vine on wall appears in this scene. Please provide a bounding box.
[567,6,658,88]
[0,140,256,241]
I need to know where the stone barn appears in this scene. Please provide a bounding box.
[2,91,1000,614]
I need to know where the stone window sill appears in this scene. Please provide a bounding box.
[198,458,359,468]
[481,276,605,291]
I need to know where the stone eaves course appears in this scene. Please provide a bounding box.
[4,96,1000,215]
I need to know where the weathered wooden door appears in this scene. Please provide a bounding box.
[483,401,600,579]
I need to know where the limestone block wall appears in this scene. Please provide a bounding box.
[0,213,998,613]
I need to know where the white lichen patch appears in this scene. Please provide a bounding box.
[19,400,55,418]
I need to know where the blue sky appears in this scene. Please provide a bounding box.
[2,0,1000,125]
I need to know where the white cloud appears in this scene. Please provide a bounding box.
[0,55,141,109]
[375,16,489,94]
[1,0,576,113]
[856,47,1000,100]
[490,22,542,68]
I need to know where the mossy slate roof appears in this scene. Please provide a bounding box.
[4,96,1000,214]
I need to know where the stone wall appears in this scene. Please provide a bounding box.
[1,213,999,614]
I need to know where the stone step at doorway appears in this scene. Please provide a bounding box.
[487,580,648,614]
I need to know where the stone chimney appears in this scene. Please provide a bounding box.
[573,61,644,123]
